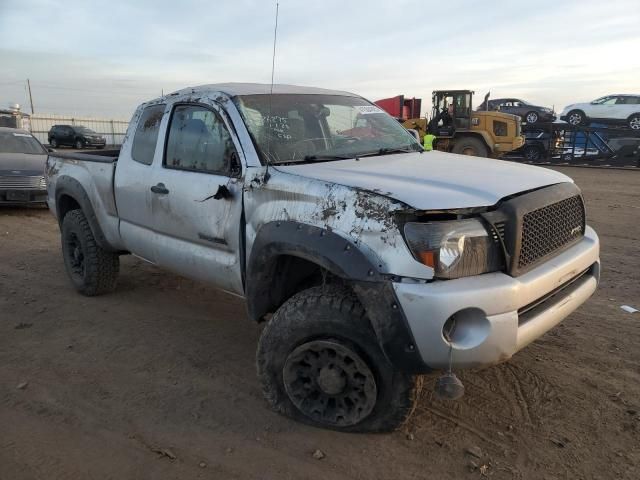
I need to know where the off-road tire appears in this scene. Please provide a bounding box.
[256,285,422,432]
[61,209,119,296]
[451,136,489,157]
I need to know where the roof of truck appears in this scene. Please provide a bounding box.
[169,83,359,98]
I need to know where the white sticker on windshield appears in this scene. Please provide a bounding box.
[12,133,33,137]
[355,105,384,115]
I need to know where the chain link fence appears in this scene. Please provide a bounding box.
[28,114,129,146]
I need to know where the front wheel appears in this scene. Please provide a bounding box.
[61,209,119,296]
[523,145,544,161]
[75,138,85,149]
[567,110,586,126]
[451,136,489,157]
[257,286,422,432]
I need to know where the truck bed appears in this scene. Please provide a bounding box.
[49,148,121,163]
[46,147,123,251]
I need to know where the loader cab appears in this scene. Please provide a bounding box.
[431,90,473,135]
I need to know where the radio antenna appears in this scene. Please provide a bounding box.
[265,1,279,181]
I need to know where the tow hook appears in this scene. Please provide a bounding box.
[434,324,465,400]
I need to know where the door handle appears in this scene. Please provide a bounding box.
[150,183,169,195]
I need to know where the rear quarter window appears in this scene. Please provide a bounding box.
[131,104,165,165]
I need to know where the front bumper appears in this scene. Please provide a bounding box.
[0,188,48,204]
[85,138,106,146]
[392,226,599,369]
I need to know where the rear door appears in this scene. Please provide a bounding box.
[149,102,244,295]
[616,96,639,120]
[114,103,166,262]
[61,126,72,145]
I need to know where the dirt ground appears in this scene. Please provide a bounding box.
[1,166,639,480]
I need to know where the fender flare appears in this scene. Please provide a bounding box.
[55,175,116,252]
[246,221,384,321]
[246,221,428,373]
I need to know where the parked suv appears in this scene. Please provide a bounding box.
[48,125,106,149]
[560,94,640,130]
[477,98,555,124]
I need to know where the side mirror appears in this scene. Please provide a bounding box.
[229,151,242,177]
[406,128,421,142]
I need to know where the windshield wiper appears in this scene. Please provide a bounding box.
[357,146,422,158]
[300,154,354,162]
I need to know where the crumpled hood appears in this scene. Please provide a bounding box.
[276,151,572,210]
[0,153,47,176]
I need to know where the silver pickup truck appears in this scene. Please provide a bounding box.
[46,83,600,432]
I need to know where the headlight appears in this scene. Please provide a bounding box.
[541,107,552,113]
[403,219,504,279]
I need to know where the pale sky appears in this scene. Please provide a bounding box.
[1,0,639,119]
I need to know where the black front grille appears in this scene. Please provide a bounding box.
[518,195,585,269]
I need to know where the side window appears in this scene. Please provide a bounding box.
[131,104,165,165]
[493,120,508,137]
[164,104,237,175]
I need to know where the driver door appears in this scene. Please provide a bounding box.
[150,102,245,295]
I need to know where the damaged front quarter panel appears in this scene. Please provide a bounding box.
[243,166,436,283]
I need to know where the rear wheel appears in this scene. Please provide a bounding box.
[451,136,489,157]
[628,114,640,130]
[525,111,539,124]
[257,285,422,432]
[61,209,119,296]
[567,110,586,126]
[50,138,58,148]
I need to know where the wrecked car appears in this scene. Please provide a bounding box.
[45,83,600,432]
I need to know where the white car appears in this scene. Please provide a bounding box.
[560,94,640,130]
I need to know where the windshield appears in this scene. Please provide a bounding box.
[233,94,421,165]
[0,131,46,155]
[76,127,97,134]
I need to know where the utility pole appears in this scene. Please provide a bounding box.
[26,79,34,114]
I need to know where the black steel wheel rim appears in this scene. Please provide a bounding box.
[283,339,377,427]
[65,232,85,278]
